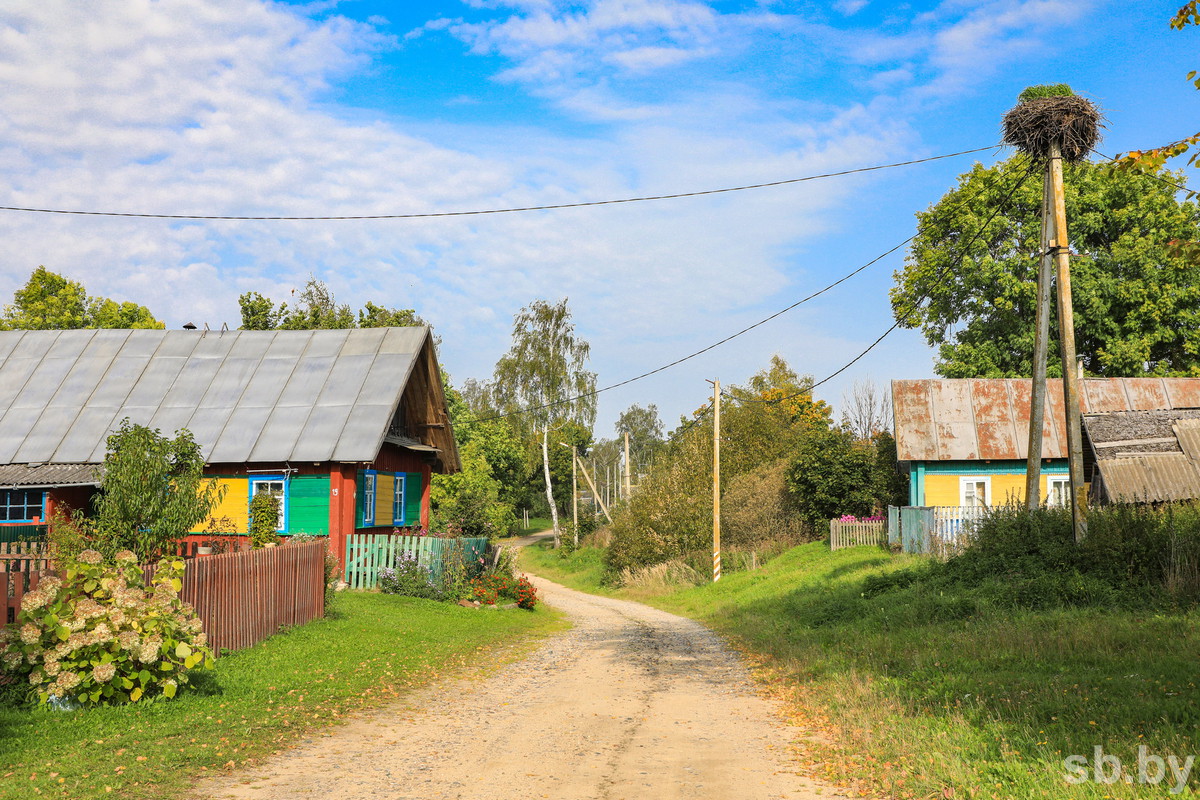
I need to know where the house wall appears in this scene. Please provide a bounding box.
[195,470,331,536]
[911,460,1071,506]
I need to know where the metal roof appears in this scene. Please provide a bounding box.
[893,378,1200,462]
[1095,454,1200,503]
[0,463,100,488]
[0,328,438,466]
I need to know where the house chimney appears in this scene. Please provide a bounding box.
[182,322,197,330]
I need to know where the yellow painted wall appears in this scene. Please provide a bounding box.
[924,474,1068,507]
[375,473,395,527]
[193,477,249,533]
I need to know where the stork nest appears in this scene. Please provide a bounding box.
[1001,95,1103,162]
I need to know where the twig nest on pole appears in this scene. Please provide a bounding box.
[1001,95,1103,162]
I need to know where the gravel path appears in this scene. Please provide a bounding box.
[195,564,842,800]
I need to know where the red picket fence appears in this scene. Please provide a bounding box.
[1,540,327,653]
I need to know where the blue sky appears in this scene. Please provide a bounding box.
[0,1,1195,436]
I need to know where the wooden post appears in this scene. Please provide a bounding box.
[1049,140,1087,541]
[1026,168,1054,509]
[571,447,578,546]
[709,379,721,583]
[576,458,613,524]
[624,431,632,500]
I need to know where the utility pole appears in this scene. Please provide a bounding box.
[1025,168,1054,509]
[570,447,578,544]
[1049,140,1087,541]
[576,458,613,524]
[623,431,632,500]
[708,379,721,583]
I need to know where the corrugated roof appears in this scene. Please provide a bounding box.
[1097,454,1200,503]
[0,328,439,466]
[0,463,100,487]
[893,378,1200,462]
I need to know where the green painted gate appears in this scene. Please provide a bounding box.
[344,534,489,590]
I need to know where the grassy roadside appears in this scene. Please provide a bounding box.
[0,592,564,800]
[520,541,1200,799]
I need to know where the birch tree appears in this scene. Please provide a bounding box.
[492,299,596,546]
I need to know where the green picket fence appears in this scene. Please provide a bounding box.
[344,533,489,590]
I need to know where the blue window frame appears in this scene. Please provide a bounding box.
[0,489,44,522]
[249,475,288,533]
[392,474,406,525]
[362,472,377,526]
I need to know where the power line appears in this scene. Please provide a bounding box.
[0,146,998,221]
[724,155,1040,406]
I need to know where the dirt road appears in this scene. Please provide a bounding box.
[196,568,841,800]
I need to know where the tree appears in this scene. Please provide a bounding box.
[786,428,875,533]
[491,299,596,546]
[238,278,425,331]
[841,378,890,442]
[1,267,163,330]
[615,403,664,477]
[90,420,224,560]
[890,157,1200,378]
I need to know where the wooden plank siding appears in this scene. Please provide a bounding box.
[287,474,330,535]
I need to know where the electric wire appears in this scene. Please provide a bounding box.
[722,155,1040,407]
[0,146,999,221]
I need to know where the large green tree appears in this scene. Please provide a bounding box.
[891,157,1200,378]
[491,299,596,546]
[1,267,162,330]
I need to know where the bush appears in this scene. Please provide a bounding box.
[467,572,539,609]
[248,492,281,549]
[722,458,815,546]
[378,551,441,600]
[0,550,214,706]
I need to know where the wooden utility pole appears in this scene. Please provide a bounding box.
[576,458,613,524]
[708,379,721,583]
[623,431,632,499]
[1025,168,1054,509]
[570,447,578,545]
[1049,140,1087,541]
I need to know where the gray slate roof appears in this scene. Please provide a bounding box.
[0,328,431,466]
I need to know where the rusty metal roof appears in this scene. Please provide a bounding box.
[893,378,1200,462]
[0,328,458,469]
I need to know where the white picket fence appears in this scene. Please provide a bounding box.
[828,519,886,551]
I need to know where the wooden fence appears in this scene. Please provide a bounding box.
[888,505,988,558]
[344,534,489,590]
[2,539,327,653]
[829,519,887,551]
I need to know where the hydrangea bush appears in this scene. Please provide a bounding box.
[0,549,214,706]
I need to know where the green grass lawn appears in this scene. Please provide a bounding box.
[0,592,564,800]
[520,541,1200,799]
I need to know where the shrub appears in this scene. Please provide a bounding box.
[0,550,214,706]
[722,458,814,546]
[378,552,441,600]
[248,492,281,549]
[466,571,539,609]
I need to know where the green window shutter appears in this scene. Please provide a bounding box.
[405,471,422,528]
[288,475,331,536]
[356,470,366,528]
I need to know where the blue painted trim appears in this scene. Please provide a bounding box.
[0,488,48,523]
[361,470,378,526]
[392,473,406,526]
[918,459,1069,475]
[249,475,289,533]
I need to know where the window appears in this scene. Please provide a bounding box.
[0,489,44,522]
[1047,477,1070,508]
[392,474,406,525]
[960,477,990,508]
[362,473,376,526]
[250,476,287,532]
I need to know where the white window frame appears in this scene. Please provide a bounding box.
[1046,476,1070,508]
[959,476,991,508]
[362,472,377,526]
[249,476,288,533]
[392,474,406,526]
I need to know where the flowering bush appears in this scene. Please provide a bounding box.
[0,550,214,706]
[838,514,884,523]
[378,551,441,600]
[468,572,539,610]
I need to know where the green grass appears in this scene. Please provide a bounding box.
[0,592,564,800]
[520,540,1200,799]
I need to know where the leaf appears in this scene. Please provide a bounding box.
[175,642,192,659]
[138,669,152,684]
[170,577,183,593]
[162,682,177,699]
[56,626,70,641]
[130,686,143,702]
[184,653,200,670]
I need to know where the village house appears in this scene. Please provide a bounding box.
[0,327,460,567]
[892,377,1200,508]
